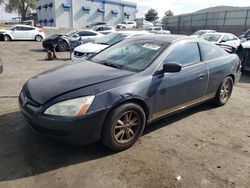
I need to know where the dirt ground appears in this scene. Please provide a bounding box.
[0,37,250,188]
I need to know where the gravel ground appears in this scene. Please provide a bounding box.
[0,38,250,188]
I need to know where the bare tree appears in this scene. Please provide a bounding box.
[1,0,36,21]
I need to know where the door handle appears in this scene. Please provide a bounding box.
[197,75,205,80]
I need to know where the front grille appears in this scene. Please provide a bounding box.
[74,51,86,57]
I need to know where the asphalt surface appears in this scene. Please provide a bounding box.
[0,39,250,188]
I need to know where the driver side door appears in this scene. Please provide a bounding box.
[152,42,209,118]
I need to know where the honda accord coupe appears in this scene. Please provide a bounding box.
[19,35,241,151]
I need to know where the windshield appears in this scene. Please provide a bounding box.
[91,39,168,72]
[193,31,207,36]
[65,30,77,37]
[201,34,221,42]
[94,33,128,45]
[122,22,127,24]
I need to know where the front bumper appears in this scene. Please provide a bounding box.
[19,98,109,145]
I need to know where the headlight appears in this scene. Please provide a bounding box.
[44,96,95,117]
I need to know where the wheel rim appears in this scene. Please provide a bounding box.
[36,36,42,41]
[59,42,67,51]
[4,35,10,41]
[114,111,140,144]
[220,79,232,103]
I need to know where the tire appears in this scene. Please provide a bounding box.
[213,76,233,106]
[102,103,146,151]
[35,35,43,42]
[57,40,68,52]
[122,26,126,29]
[4,35,11,41]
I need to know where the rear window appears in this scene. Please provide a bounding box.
[199,43,223,61]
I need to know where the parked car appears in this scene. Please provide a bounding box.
[191,30,216,37]
[116,21,137,29]
[86,22,108,28]
[0,24,45,42]
[42,30,103,52]
[200,33,241,48]
[144,27,171,34]
[239,29,250,42]
[72,31,151,62]
[92,25,116,35]
[142,20,153,28]
[19,35,241,151]
[241,41,250,71]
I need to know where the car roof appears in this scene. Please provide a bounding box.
[117,31,149,35]
[15,24,34,28]
[127,34,188,43]
[203,32,235,36]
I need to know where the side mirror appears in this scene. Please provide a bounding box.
[163,62,182,73]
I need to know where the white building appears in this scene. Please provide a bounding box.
[36,0,137,28]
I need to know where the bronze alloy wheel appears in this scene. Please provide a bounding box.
[220,78,233,103]
[102,103,146,151]
[114,111,140,144]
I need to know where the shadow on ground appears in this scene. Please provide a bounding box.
[239,72,250,84]
[0,102,214,182]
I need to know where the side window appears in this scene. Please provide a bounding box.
[199,43,223,61]
[165,43,200,66]
[221,35,229,42]
[78,31,97,36]
[96,27,103,31]
[15,27,23,31]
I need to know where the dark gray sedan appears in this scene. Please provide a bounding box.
[19,35,241,151]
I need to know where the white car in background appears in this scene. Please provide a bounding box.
[0,24,45,41]
[92,25,116,35]
[144,27,171,34]
[200,32,241,48]
[191,30,216,38]
[116,21,137,29]
[72,31,150,62]
[142,20,153,28]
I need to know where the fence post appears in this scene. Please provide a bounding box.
[205,12,208,28]
[244,9,249,31]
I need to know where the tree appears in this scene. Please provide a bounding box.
[1,0,36,21]
[162,10,174,29]
[145,9,159,22]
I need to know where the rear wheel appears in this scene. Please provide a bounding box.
[4,35,11,41]
[213,76,233,106]
[35,35,43,42]
[102,103,146,151]
[57,40,68,52]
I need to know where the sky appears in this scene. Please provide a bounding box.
[133,0,250,18]
[0,0,250,21]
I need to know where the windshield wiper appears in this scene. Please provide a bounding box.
[97,42,109,45]
[102,62,122,69]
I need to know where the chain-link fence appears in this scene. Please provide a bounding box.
[163,8,250,36]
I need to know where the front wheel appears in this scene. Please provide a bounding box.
[57,40,68,52]
[102,103,146,151]
[35,35,43,42]
[213,76,233,106]
[4,35,11,41]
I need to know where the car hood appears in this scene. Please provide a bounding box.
[74,42,109,53]
[117,24,125,26]
[26,61,134,104]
